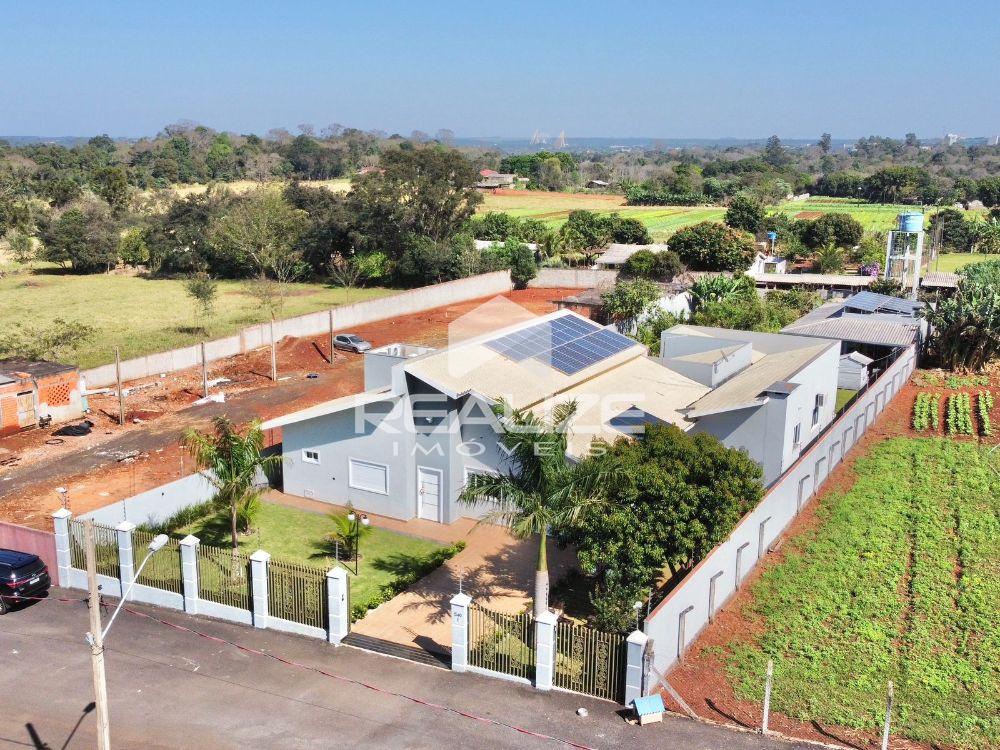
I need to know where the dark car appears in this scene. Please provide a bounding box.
[333,333,372,353]
[0,549,51,614]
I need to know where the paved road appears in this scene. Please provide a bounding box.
[0,590,812,750]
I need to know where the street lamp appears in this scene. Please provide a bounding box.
[83,521,168,750]
[345,511,369,575]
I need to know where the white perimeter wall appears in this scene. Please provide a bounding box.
[80,471,217,527]
[83,272,514,387]
[530,268,618,289]
[643,346,916,678]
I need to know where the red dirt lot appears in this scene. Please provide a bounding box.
[0,288,580,530]
[662,371,993,750]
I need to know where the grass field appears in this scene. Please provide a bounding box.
[166,177,352,198]
[928,252,994,273]
[479,191,942,240]
[726,438,999,749]
[180,501,446,610]
[0,266,396,368]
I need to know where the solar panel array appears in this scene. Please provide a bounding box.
[485,316,636,375]
[844,291,920,315]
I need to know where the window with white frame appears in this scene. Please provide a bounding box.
[349,458,389,495]
[812,393,825,426]
[793,422,802,446]
[463,467,500,504]
[302,449,320,464]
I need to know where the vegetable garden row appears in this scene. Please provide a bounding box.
[912,390,995,437]
[726,438,999,749]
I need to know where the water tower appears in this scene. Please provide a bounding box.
[884,212,924,299]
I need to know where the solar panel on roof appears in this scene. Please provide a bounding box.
[484,316,635,374]
[845,291,920,315]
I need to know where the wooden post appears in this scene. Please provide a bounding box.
[881,681,893,750]
[761,659,774,734]
[270,319,277,382]
[328,310,335,366]
[114,347,125,426]
[84,520,112,750]
[201,342,209,399]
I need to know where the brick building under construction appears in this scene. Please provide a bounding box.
[0,360,85,436]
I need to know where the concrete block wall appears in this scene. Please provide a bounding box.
[643,346,916,679]
[530,268,618,289]
[83,271,514,387]
[80,471,217,527]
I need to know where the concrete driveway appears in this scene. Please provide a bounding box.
[0,590,811,750]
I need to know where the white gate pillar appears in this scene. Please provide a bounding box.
[115,521,136,599]
[450,593,472,672]
[534,610,558,691]
[179,535,200,613]
[51,509,73,585]
[624,629,650,706]
[327,567,349,645]
[249,550,270,629]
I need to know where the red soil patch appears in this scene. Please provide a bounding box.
[794,211,825,220]
[662,371,986,750]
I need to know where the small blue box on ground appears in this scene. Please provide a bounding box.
[632,694,665,725]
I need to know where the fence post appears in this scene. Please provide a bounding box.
[51,508,73,584]
[881,680,893,750]
[327,567,349,645]
[450,592,472,673]
[179,535,200,614]
[762,658,774,734]
[534,610,558,691]
[624,629,649,706]
[249,550,271,629]
[115,521,136,600]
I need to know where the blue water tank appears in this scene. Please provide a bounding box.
[766,231,778,241]
[898,212,924,232]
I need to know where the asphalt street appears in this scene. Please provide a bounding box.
[0,589,814,750]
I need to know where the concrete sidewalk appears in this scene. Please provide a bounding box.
[0,589,810,750]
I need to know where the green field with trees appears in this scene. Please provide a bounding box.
[726,438,999,749]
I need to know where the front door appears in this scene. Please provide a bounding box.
[417,467,442,522]
[16,391,36,427]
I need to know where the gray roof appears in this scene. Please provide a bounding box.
[843,291,922,315]
[841,351,874,365]
[751,272,873,287]
[0,359,77,379]
[921,271,960,289]
[782,317,920,348]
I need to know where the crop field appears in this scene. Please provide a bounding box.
[0,267,396,368]
[726,438,999,749]
[166,177,352,198]
[478,190,939,239]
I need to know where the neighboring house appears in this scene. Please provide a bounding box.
[750,271,874,298]
[748,252,787,275]
[265,310,842,519]
[473,239,539,253]
[586,179,610,189]
[0,360,85,436]
[555,282,692,323]
[838,351,873,390]
[474,173,517,191]
[595,243,671,269]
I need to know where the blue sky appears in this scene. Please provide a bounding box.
[1,1,997,139]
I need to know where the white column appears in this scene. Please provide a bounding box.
[51,509,73,585]
[179,535,200,614]
[624,630,650,706]
[534,610,558,691]
[115,521,136,599]
[249,550,270,629]
[327,567,349,645]
[449,593,472,672]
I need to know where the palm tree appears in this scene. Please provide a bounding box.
[182,416,279,551]
[812,242,846,274]
[458,399,612,618]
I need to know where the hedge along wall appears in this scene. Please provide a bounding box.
[643,345,917,679]
[83,271,514,387]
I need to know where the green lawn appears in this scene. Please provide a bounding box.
[725,438,999,749]
[0,266,397,368]
[479,191,942,241]
[928,252,994,273]
[179,501,449,610]
[834,388,857,411]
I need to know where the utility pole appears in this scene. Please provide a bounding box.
[881,681,894,750]
[270,319,277,382]
[328,310,335,366]
[114,347,125,426]
[84,519,111,750]
[761,659,774,735]
[201,342,209,399]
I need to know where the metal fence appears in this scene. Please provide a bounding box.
[267,558,326,629]
[68,519,120,580]
[132,529,183,593]
[198,544,252,610]
[554,620,626,702]
[468,604,535,681]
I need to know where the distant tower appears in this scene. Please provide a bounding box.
[530,129,543,145]
[553,130,567,149]
[885,212,925,299]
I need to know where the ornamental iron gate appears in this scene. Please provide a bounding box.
[468,604,535,681]
[554,620,626,702]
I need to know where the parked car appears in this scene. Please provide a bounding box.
[0,549,51,614]
[333,333,372,353]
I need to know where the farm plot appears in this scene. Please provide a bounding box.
[726,438,999,749]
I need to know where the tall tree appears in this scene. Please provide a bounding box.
[458,400,611,617]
